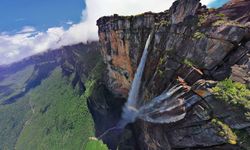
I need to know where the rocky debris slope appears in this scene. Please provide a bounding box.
[96,0,250,149]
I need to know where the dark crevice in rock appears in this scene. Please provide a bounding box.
[87,82,126,149]
[206,37,250,81]
[71,72,86,95]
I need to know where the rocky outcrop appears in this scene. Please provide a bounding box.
[97,0,250,149]
[60,42,101,94]
[169,0,201,24]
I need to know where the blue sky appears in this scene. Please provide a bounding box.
[0,0,85,33]
[0,0,228,34]
[208,0,229,8]
[0,0,229,65]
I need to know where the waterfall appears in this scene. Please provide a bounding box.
[118,30,154,128]
[127,31,154,107]
[138,86,187,124]
[139,85,183,112]
[97,31,205,138]
[116,29,202,128]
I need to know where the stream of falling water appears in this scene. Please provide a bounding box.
[98,30,202,139]
[98,30,155,139]
[118,30,155,128]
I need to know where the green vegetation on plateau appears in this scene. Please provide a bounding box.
[212,79,250,120]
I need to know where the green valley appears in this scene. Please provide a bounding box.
[0,43,101,150]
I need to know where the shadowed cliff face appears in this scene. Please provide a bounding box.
[97,0,250,149]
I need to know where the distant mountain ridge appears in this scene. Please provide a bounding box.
[0,42,102,149]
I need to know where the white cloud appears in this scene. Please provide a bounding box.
[201,0,217,5]
[66,20,74,25]
[0,0,216,65]
[17,26,36,34]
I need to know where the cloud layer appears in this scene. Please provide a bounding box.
[0,0,215,65]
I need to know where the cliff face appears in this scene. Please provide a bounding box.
[97,13,157,97]
[96,0,250,149]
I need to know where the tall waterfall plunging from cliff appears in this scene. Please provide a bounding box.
[116,30,202,129]
[118,30,154,128]
[127,31,154,107]
[96,34,207,139]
